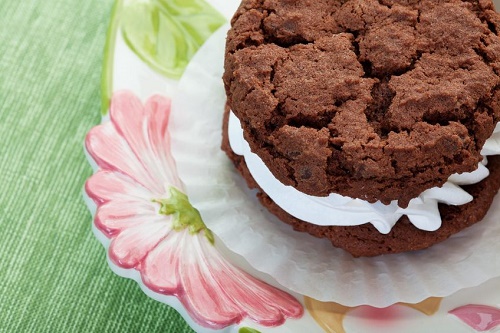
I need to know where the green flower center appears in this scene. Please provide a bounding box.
[153,187,214,244]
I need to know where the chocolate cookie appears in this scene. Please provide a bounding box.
[222,105,500,257]
[223,0,500,207]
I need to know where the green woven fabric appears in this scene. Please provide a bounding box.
[0,1,193,332]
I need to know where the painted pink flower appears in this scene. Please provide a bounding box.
[85,91,303,329]
[449,305,500,331]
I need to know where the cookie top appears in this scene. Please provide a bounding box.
[223,0,500,207]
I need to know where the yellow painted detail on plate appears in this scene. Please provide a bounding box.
[400,297,443,316]
[304,297,353,333]
[305,296,443,333]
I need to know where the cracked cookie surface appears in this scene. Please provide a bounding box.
[223,0,500,207]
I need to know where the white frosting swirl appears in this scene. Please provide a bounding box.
[229,112,500,234]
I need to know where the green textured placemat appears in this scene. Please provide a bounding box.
[0,1,193,332]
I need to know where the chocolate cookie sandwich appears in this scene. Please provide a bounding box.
[222,0,500,257]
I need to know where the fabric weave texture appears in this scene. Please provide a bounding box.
[0,1,194,332]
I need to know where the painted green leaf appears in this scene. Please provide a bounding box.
[101,0,124,115]
[121,0,226,79]
[238,328,262,333]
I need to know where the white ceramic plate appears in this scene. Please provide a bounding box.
[84,1,500,332]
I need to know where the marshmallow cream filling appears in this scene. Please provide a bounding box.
[228,111,500,234]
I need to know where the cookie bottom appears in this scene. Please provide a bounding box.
[222,106,500,257]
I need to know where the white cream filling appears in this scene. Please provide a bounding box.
[229,112,500,234]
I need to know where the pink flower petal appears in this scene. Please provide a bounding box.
[144,95,183,190]
[140,229,303,329]
[109,92,160,187]
[95,200,158,237]
[450,305,500,331]
[110,91,183,192]
[109,91,147,150]
[86,91,304,330]
[109,222,171,269]
[141,231,186,294]
[86,122,162,195]
[201,238,302,325]
[179,236,244,328]
[86,170,150,205]
[145,95,171,157]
